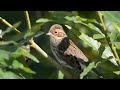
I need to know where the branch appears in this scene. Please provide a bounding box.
[97,11,120,65]
[29,39,75,79]
[24,11,32,30]
[0,17,21,33]
[24,11,76,79]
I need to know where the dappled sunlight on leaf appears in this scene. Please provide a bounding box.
[102,47,118,66]
[0,11,120,79]
[0,68,22,79]
[36,18,52,23]
[80,61,101,79]
[93,34,105,39]
[79,33,101,51]
[11,46,39,63]
[58,70,64,79]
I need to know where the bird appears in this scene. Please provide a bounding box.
[46,24,102,78]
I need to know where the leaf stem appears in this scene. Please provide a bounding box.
[97,11,120,65]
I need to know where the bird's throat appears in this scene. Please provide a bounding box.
[50,37,64,47]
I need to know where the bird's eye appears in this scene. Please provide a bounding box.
[55,31,57,33]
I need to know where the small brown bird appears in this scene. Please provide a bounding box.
[46,24,89,73]
[46,24,103,79]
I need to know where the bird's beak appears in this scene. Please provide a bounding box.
[46,32,51,36]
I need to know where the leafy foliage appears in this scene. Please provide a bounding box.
[0,11,120,79]
[79,33,101,51]
[0,18,44,79]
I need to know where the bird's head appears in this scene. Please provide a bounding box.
[46,24,67,40]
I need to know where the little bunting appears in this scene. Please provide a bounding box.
[46,24,102,78]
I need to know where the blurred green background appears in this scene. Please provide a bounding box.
[0,11,120,79]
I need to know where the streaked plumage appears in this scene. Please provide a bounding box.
[47,24,89,72]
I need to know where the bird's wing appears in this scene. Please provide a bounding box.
[57,37,89,71]
[68,40,89,63]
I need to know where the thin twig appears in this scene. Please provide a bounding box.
[29,39,75,79]
[0,17,21,33]
[97,11,120,65]
[24,11,32,30]
[24,11,76,79]
[24,11,34,43]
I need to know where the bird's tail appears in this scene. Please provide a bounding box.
[91,69,103,79]
[78,62,103,79]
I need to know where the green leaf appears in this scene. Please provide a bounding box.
[113,42,120,49]
[65,25,72,30]
[50,11,72,18]
[87,23,104,35]
[97,59,119,78]
[113,71,120,75]
[78,33,117,66]
[102,11,120,24]
[36,18,52,23]
[0,58,8,67]
[58,70,64,79]
[0,29,2,38]
[22,24,44,44]
[80,62,100,79]
[114,24,120,32]
[48,11,72,24]
[0,49,10,60]
[0,41,18,46]
[65,16,87,22]
[102,47,118,66]
[0,69,22,79]
[3,21,21,35]
[20,30,44,44]
[79,33,101,51]
[65,16,103,35]
[11,60,35,74]
[78,32,117,66]
[24,52,39,63]
[12,21,21,28]
[65,16,79,21]
[93,34,105,39]
[102,47,114,59]
[11,46,39,63]
[24,24,44,38]
[24,31,44,40]
[108,24,120,41]
[86,19,97,23]
[12,60,23,69]
[21,67,36,74]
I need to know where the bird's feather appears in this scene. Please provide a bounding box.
[57,37,89,71]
